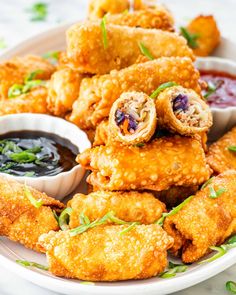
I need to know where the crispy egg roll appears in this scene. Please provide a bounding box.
[0,55,55,99]
[68,191,166,228]
[78,136,211,191]
[109,92,157,144]
[0,87,49,116]
[93,120,109,146]
[47,67,84,116]
[207,127,236,173]
[69,57,201,130]
[105,7,174,31]
[164,170,236,263]
[38,224,173,281]
[0,176,64,252]
[155,86,212,135]
[66,22,194,74]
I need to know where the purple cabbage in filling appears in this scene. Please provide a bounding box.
[173,94,189,112]
[115,109,138,131]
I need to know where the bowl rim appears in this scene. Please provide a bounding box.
[196,56,236,111]
[0,113,91,180]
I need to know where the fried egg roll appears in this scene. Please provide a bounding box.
[164,170,236,263]
[0,55,55,99]
[93,120,109,146]
[78,136,211,191]
[38,224,173,281]
[66,22,194,74]
[0,87,49,116]
[69,57,201,130]
[109,92,157,144]
[105,7,174,31]
[0,176,64,252]
[155,86,212,135]
[47,67,84,116]
[68,191,166,228]
[207,127,236,173]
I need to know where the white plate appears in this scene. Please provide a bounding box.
[1,24,236,295]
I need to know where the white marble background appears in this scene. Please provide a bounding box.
[0,0,236,294]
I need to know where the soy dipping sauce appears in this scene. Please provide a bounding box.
[0,131,79,177]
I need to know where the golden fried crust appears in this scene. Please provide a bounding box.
[0,55,55,99]
[207,127,236,173]
[66,22,194,74]
[0,176,64,252]
[164,170,236,263]
[0,87,49,116]
[68,191,166,228]
[105,8,174,31]
[187,15,221,57]
[38,224,173,281]
[93,120,109,146]
[77,136,211,191]
[88,0,129,19]
[69,57,201,130]
[47,68,84,116]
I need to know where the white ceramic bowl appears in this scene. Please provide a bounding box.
[0,114,91,200]
[196,57,236,141]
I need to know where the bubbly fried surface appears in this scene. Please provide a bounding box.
[69,57,201,130]
[105,7,174,31]
[0,87,49,116]
[47,67,84,116]
[0,176,64,252]
[207,127,236,173]
[187,15,220,56]
[66,22,194,74]
[68,191,166,228]
[38,224,173,281]
[93,120,109,146]
[77,136,211,191]
[0,55,55,99]
[164,170,236,263]
[88,0,130,19]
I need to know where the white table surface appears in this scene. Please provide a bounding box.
[0,0,236,294]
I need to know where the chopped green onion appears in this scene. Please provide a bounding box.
[10,151,37,163]
[25,69,44,83]
[150,82,178,99]
[134,143,145,147]
[119,222,139,235]
[208,186,226,199]
[16,259,48,270]
[204,81,217,99]
[8,84,24,98]
[52,210,59,223]
[79,212,91,225]
[24,184,43,208]
[42,51,60,64]
[0,38,7,50]
[180,27,199,49]
[227,235,236,245]
[199,246,227,264]
[27,2,48,22]
[101,16,108,49]
[1,141,22,154]
[228,146,236,152]
[58,208,73,231]
[201,176,214,190]
[156,195,194,226]
[160,261,188,278]
[226,281,236,294]
[138,42,154,60]
[0,162,16,172]
[24,171,36,177]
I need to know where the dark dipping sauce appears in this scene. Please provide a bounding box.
[0,131,79,177]
[200,70,236,108]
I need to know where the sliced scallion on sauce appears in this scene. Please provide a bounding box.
[24,184,43,208]
[204,81,217,99]
[16,259,48,270]
[226,281,236,294]
[138,42,154,60]
[180,27,199,49]
[101,15,108,49]
[150,82,178,99]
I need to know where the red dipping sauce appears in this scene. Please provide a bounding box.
[200,70,236,108]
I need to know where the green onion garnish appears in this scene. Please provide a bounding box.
[119,222,139,235]
[101,15,108,49]
[180,27,199,49]
[160,261,188,278]
[58,208,73,231]
[16,259,48,270]
[138,42,154,60]
[24,184,43,208]
[42,51,60,64]
[201,176,215,190]
[226,281,236,294]
[25,69,44,83]
[228,146,236,152]
[203,81,217,99]
[27,2,48,22]
[0,37,7,50]
[24,171,36,177]
[208,186,226,199]
[8,84,24,98]
[156,195,194,226]
[10,151,37,163]
[150,82,178,99]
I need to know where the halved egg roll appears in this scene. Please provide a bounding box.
[109,92,157,144]
[68,191,166,228]
[38,224,173,281]
[69,57,201,130]
[207,127,236,173]
[155,86,213,135]
[66,22,194,74]
[77,136,211,191]
[164,170,236,263]
[0,176,64,252]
